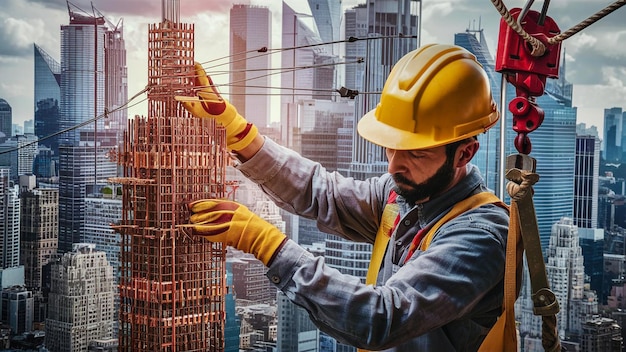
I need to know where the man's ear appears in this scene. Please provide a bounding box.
[455,139,479,167]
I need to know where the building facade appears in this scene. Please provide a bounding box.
[229,4,272,128]
[45,244,115,352]
[574,135,601,228]
[34,44,61,155]
[603,107,624,163]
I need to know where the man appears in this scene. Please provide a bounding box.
[180,44,510,351]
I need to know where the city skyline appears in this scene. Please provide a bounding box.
[1,0,625,137]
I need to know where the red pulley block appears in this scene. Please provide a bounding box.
[496,8,562,84]
[495,7,561,154]
[509,96,544,134]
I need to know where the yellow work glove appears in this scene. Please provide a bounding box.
[187,199,287,266]
[177,62,258,151]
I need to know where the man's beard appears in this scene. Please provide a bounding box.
[392,157,455,205]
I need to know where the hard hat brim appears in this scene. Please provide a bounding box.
[357,107,499,151]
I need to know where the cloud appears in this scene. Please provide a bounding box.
[0,17,46,57]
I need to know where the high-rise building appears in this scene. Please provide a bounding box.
[57,4,125,254]
[574,135,601,228]
[342,0,420,180]
[308,0,341,51]
[581,317,623,352]
[45,244,115,352]
[58,144,117,253]
[231,256,276,304]
[0,168,20,269]
[579,228,605,303]
[276,291,318,352]
[343,5,368,110]
[83,186,122,281]
[229,4,271,128]
[0,99,12,140]
[113,2,228,350]
[34,44,61,155]
[224,261,240,352]
[517,218,596,349]
[19,183,58,290]
[308,0,342,101]
[281,1,319,148]
[1,286,33,335]
[527,79,577,248]
[603,107,624,163]
[0,134,39,181]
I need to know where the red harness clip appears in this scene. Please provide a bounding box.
[496,8,562,154]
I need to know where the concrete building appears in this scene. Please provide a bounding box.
[0,134,39,181]
[231,256,276,304]
[0,286,33,335]
[83,186,122,281]
[517,218,598,348]
[19,176,58,291]
[45,244,114,352]
[581,316,622,352]
[0,168,20,269]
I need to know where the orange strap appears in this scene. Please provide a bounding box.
[360,192,509,351]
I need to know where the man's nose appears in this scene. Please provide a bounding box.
[386,149,407,174]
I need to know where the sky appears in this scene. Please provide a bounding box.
[1,0,625,137]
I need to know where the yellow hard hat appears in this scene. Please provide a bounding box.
[357,44,499,150]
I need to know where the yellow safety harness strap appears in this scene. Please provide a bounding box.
[360,192,509,352]
[365,197,399,285]
[419,192,505,250]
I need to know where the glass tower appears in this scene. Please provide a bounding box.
[57,5,125,253]
[34,44,61,154]
[229,4,272,128]
[0,99,12,140]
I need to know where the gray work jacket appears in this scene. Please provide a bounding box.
[237,138,510,351]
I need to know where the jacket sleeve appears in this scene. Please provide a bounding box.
[266,204,509,350]
[236,137,392,243]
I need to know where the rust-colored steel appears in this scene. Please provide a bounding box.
[114,20,228,352]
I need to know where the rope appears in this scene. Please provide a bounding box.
[548,0,626,44]
[506,168,561,352]
[490,0,626,56]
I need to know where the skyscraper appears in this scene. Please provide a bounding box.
[19,184,58,290]
[517,218,597,348]
[0,99,12,140]
[113,1,228,350]
[281,1,320,147]
[45,244,115,352]
[574,134,600,228]
[341,0,420,180]
[1,286,34,335]
[604,107,624,163]
[34,44,61,154]
[58,144,117,253]
[0,168,20,270]
[57,4,125,254]
[229,4,271,128]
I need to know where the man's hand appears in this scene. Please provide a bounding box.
[177,62,258,151]
[187,199,287,266]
